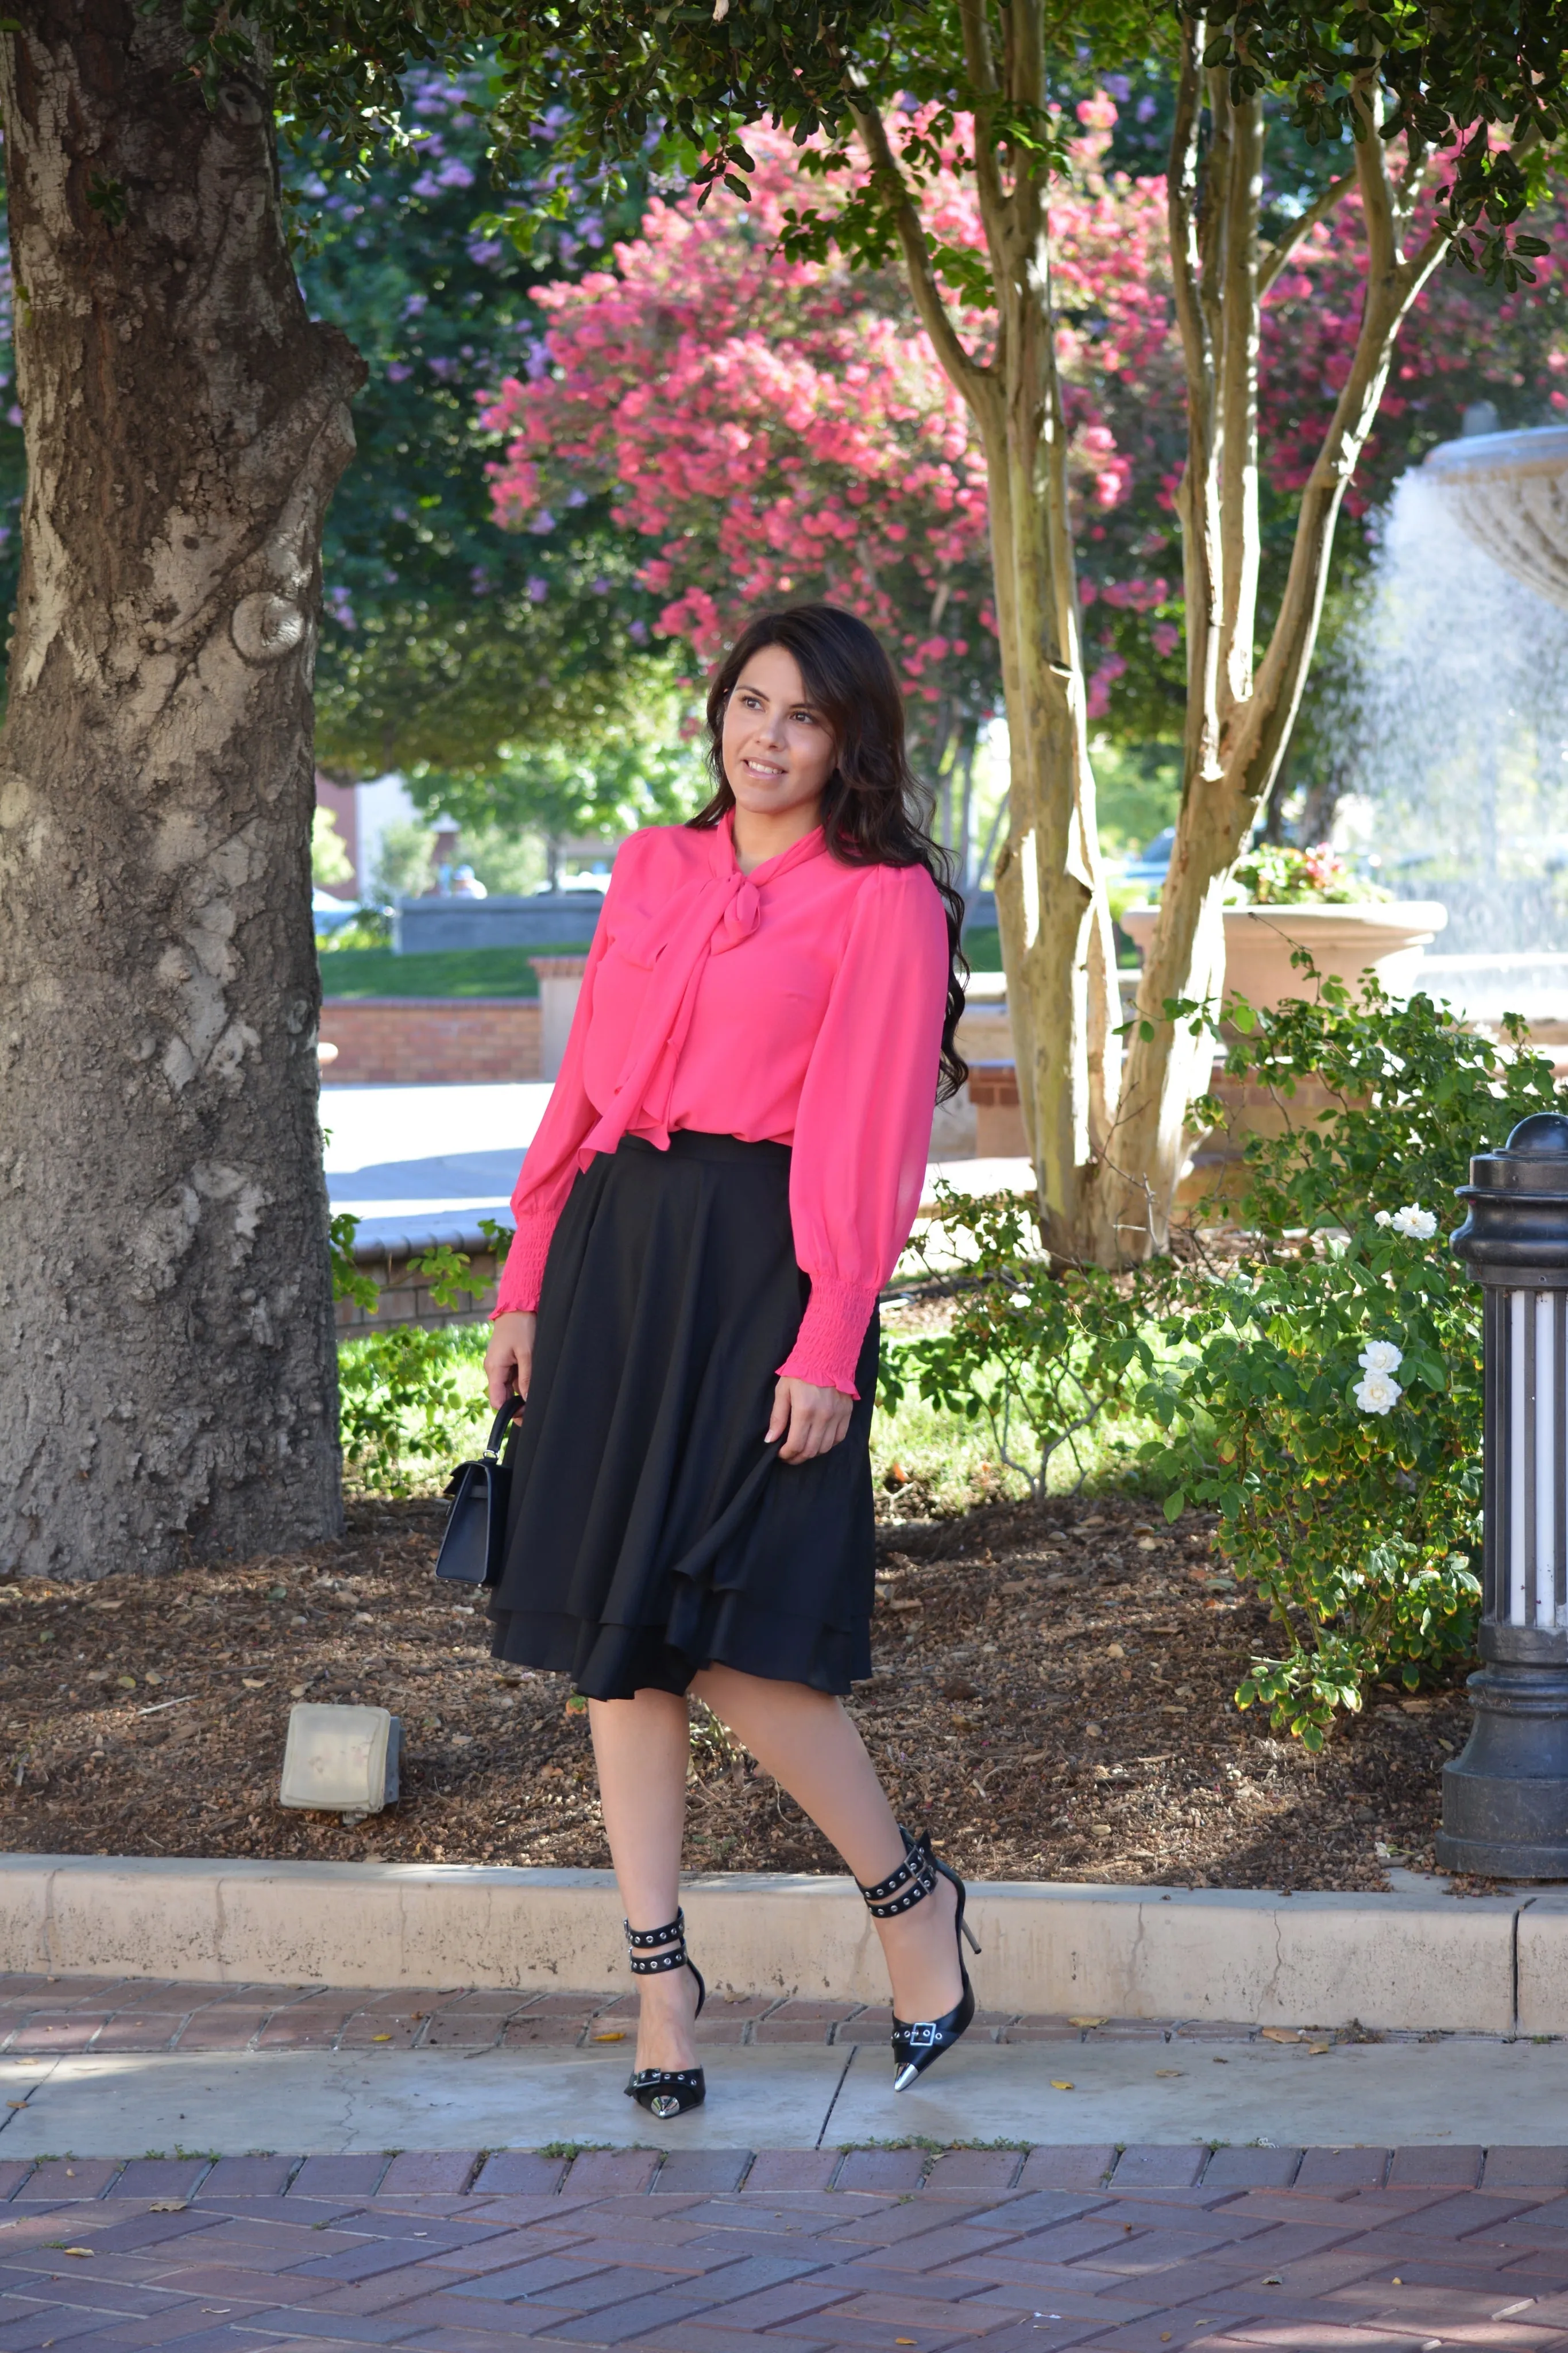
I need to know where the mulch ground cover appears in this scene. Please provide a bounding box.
[1,1492,1474,1890]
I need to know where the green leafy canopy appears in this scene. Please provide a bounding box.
[196,0,1568,287]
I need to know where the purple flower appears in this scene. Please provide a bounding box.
[528,508,556,534]
[325,584,357,631]
[629,619,649,644]
[527,576,549,603]
[385,362,413,383]
[467,237,504,268]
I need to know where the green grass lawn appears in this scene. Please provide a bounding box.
[338,1318,1161,1512]
[963,923,1001,973]
[318,944,594,1000]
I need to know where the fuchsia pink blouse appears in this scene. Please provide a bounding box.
[493,813,951,1396]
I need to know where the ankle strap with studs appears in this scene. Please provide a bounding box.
[624,1911,689,1975]
[857,1831,937,1920]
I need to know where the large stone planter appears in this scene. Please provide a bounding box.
[530,954,590,1079]
[1118,900,1449,1012]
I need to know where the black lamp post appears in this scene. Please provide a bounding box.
[1437,1112,1568,1878]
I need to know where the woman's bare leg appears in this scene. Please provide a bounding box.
[588,1689,702,2076]
[691,1665,963,2025]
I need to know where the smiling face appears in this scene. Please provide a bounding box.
[720,643,838,832]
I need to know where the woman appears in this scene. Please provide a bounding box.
[482,603,978,2120]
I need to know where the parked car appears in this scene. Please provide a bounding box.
[313,889,364,936]
[1119,827,1175,896]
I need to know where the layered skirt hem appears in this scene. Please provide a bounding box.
[486,1130,878,1701]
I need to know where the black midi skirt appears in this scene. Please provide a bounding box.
[487,1130,879,1700]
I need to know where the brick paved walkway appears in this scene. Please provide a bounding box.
[0,1977,1484,2057]
[6,2142,1568,2351]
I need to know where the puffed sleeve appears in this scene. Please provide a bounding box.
[777,862,950,1396]
[491,858,621,1318]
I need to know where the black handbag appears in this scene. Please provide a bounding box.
[435,1397,522,1587]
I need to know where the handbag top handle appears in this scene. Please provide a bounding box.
[482,1397,522,1462]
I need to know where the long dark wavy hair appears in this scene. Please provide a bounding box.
[689,604,968,1102]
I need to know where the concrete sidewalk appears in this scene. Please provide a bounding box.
[11,2036,1568,2158]
[5,2139,1568,2353]
[6,1976,1568,2155]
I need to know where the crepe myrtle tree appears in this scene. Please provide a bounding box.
[445,0,1568,1266]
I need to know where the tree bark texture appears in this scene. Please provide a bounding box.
[0,0,364,1577]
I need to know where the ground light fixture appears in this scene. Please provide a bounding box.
[279,1703,403,1820]
[1437,1111,1568,1877]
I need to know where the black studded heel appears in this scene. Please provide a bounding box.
[623,1909,706,2119]
[859,1826,982,2093]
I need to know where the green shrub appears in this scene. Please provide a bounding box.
[1203,968,1560,1233]
[1141,1209,1482,1748]
[1150,965,1560,1743]
[882,962,1561,1746]
[879,1188,1169,1498]
[330,1216,513,1493]
[338,1324,485,1496]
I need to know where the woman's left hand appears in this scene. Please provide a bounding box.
[767,1376,853,1463]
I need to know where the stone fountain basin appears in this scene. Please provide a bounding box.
[1118,900,1449,1012]
[1424,424,1568,612]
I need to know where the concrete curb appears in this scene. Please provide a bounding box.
[5,1854,1568,2031]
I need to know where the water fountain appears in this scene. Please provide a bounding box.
[1341,424,1568,1010]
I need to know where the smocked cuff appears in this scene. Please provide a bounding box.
[491,1217,554,1318]
[775,1274,879,1399]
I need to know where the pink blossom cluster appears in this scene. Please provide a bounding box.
[480,114,1178,711]
[1257,165,1568,518]
[480,101,1567,730]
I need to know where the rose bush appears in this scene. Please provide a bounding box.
[879,965,1562,1746]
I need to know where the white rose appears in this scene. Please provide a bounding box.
[1353,1370,1403,1415]
[1391,1205,1438,1241]
[1358,1340,1404,1376]
[1374,1209,1393,1228]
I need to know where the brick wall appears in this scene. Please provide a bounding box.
[319,997,541,1085]
[968,1060,1029,1158]
[337,1248,505,1335]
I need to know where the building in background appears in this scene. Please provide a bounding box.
[315,772,422,904]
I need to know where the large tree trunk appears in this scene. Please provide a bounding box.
[0,0,364,1579]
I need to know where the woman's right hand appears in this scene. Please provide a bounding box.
[485,1311,537,1410]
